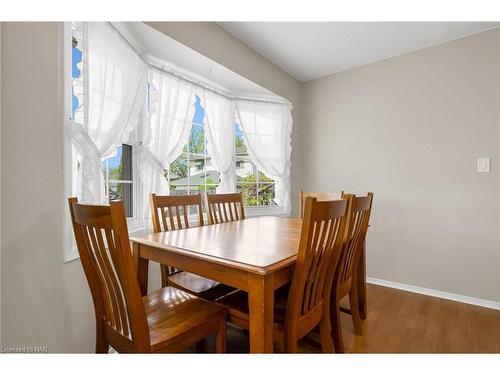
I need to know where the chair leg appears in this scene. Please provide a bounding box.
[160,265,169,288]
[195,340,206,353]
[331,297,345,353]
[215,319,227,353]
[284,338,298,353]
[95,322,109,353]
[349,288,363,336]
[319,318,334,353]
[284,330,298,353]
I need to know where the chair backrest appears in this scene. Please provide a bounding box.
[150,193,204,233]
[299,190,344,218]
[68,198,150,352]
[205,192,245,224]
[150,193,204,284]
[286,197,348,326]
[336,193,373,289]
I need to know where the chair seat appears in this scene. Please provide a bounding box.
[143,287,226,352]
[167,271,236,301]
[216,285,290,329]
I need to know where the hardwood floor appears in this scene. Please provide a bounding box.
[199,284,500,353]
[338,284,500,353]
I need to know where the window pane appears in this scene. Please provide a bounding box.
[235,123,247,154]
[236,159,256,180]
[72,37,82,119]
[258,182,276,206]
[189,156,205,180]
[102,144,134,218]
[102,145,133,182]
[121,145,133,215]
[169,151,188,193]
[121,144,133,181]
[189,122,205,156]
[107,182,133,218]
[204,157,220,187]
[204,184,218,194]
[238,183,258,207]
[170,186,188,196]
[102,146,122,179]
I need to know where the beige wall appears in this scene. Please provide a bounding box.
[302,29,500,302]
[0,22,302,351]
[1,22,95,351]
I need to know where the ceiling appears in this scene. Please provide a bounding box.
[112,22,284,102]
[218,22,499,82]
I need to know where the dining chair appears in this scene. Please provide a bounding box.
[205,192,245,224]
[217,197,349,353]
[299,190,344,218]
[68,197,227,353]
[330,193,373,353]
[150,193,235,301]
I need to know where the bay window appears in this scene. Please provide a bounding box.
[64,22,293,262]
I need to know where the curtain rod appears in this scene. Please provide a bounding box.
[107,22,293,107]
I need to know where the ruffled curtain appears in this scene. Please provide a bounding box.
[139,69,196,224]
[200,90,236,193]
[235,101,293,214]
[71,22,148,203]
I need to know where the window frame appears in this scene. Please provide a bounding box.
[63,22,78,262]
[165,119,220,196]
[102,139,143,232]
[234,123,285,217]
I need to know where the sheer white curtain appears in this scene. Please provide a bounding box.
[200,90,236,193]
[71,22,148,203]
[235,100,293,214]
[139,69,196,223]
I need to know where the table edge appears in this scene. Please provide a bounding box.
[130,236,298,275]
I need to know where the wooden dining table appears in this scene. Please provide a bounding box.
[130,215,367,353]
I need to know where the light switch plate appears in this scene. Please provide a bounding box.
[477,157,491,173]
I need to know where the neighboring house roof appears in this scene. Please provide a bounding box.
[170,169,271,187]
[170,170,221,186]
[187,145,249,162]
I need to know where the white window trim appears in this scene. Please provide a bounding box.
[245,205,289,218]
[63,22,78,263]
[235,128,284,212]
[106,139,144,233]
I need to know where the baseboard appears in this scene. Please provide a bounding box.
[367,277,500,311]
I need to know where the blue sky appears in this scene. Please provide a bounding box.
[72,47,82,117]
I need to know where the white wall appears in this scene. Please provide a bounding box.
[0,22,302,352]
[301,28,500,302]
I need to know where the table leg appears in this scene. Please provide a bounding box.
[248,273,274,353]
[133,242,149,296]
[357,240,367,319]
